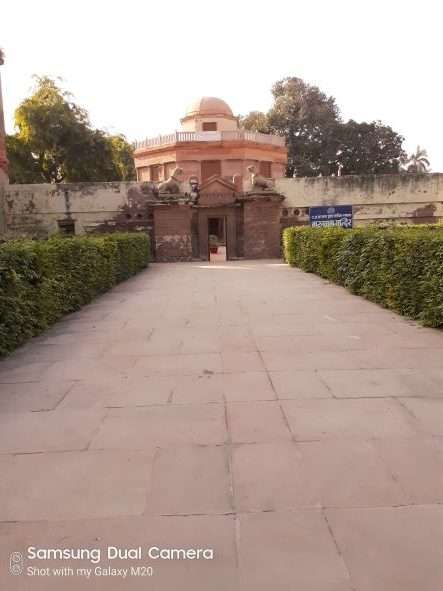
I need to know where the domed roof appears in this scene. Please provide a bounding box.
[184,97,234,119]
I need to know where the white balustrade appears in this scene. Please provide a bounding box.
[134,130,285,150]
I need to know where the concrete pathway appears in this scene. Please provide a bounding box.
[1,260,443,590]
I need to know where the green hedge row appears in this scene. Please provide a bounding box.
[0,233,150,355]
[283,225,443,327]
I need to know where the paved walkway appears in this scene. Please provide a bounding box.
[1,260,443,590]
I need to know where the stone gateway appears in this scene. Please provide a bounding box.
[133,96,287,262]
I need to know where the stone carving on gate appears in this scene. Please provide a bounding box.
[247,165,274,191]
[197,176,237,207]
[158,167,183,194]
[188,175,200,204]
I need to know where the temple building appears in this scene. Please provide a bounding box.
[134,97,287,190]
[128,97,288,261]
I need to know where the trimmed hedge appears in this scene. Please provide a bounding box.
[0,233,150,355]
[283,225,443,327]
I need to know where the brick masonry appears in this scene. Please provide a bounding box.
[154,204,193,262]
[243,195,284,259]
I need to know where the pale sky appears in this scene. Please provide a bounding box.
[2,0,442,170]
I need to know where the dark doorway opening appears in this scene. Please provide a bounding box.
[208,216,227,261]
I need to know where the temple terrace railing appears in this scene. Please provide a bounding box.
[134,130,286,150]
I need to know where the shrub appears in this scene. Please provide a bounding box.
[283,225,443,327]
[0,233,150,355]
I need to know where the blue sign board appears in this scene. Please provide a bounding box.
[309,205,353,228]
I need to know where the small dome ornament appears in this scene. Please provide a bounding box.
[183,97,234,119]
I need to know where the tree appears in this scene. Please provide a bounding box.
[5,135,42,183]
[334,120,406,176]
[240,111,270,134]
[108,134,136,180]
[404,146,430,173]
[267,77,341,177]
[247,75,407,177]
[9,76,135,183]
[14,76,91,182]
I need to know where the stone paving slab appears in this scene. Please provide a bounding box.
[90,403,227,451]
[319,367,440,397]
[0,450,153,521]
[325,506,443,591]
[269,369,332,399]
[227,401,292,443]
[222,371,276,401]
[232,440,406,511]
[0,409,105,453]
[147,446,233,515]
[1,260,443,589]
[281,397,419,440]
[170,373,224,404]
[0,380,76,412]
[399,397,443,434]
[0,361,53,383]
[58,376,175,410]
[373,436,443,503]
[238,511,352,590]
[133,352,222,375]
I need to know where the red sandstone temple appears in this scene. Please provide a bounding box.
[134,97,287,189]
[131,97,288,262]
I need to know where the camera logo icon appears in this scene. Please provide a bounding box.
[9,552,24,576]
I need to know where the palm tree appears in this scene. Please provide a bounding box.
[405,146,430,173]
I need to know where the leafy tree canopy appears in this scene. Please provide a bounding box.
[333,120,406,176]
[108,134,139,180]
[7,76,135,183]
[239,111,270,134]
[5,135,41,183]
[241,76,407,177]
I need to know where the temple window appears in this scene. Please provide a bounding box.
[259,161,272,178]
[202,122,217,131]
[201,160,221,181]
[150,165,161,181]
[137,166,150,181]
